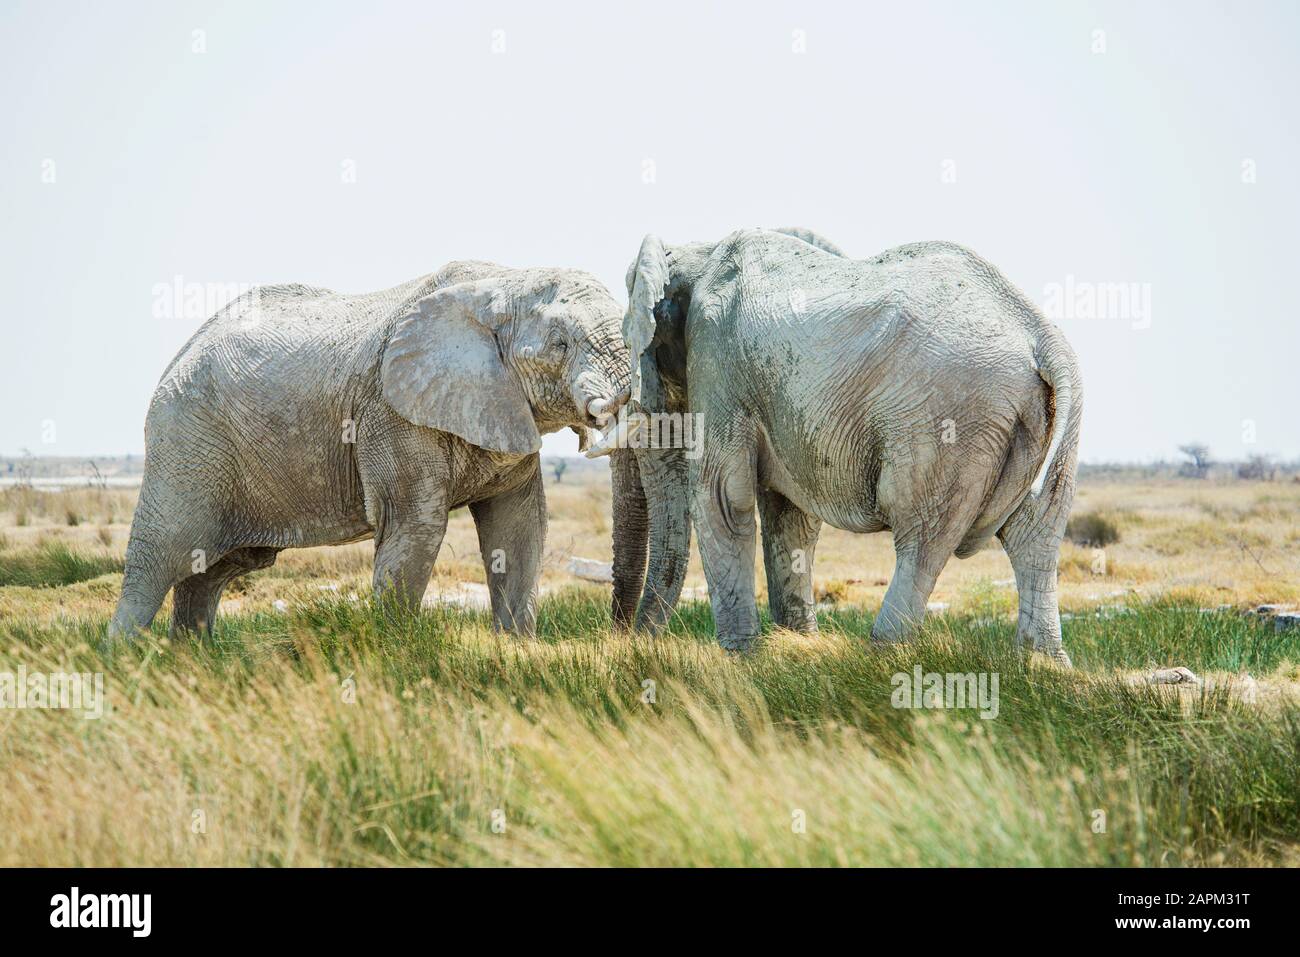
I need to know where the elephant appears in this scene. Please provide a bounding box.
[109,260,663,640]
[590,227,1083,663]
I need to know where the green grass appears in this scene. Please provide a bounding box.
[1,591,1297,866]
[0,539,124,587]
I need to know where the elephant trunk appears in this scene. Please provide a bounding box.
[632,444,691,631]
[602,324,691,632]
[610,447,649,627]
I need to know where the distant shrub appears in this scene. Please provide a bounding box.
[65,510,80,526]
[1237,454,1276,481]
[815,579,850,604]
[1065,511,1120,548]
[1146,521,1265,557]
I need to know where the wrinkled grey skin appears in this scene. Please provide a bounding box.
[109,261,657,640]
[610,228,1082,662]
[614,356,693,632]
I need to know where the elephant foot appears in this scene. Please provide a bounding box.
[1027,644,1073,669]
[779,616,820,636]
[869,606,922,645]
[718,633,760,655]
[106,607,151,646]
[868,628,913,646]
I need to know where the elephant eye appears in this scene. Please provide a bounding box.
[546,331,569,356]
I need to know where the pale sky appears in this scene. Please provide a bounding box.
[2,0,1297,463]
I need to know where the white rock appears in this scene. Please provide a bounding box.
[1094,605,1134,619]
[1253,604,1292,617]
[422,582,492,611]
[272,599,289,613]
[1149,666,1200,685]
[1237,674,1260,704]
[566,557,613,584]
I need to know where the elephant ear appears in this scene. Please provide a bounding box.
[624,234,671,404]
[381,279,541,455]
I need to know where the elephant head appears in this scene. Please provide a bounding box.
[586,228,846,632]
[379,267,653,624]
[381,269,631,450]
[604,226,846,420]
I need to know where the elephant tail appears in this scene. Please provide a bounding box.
[1029,329,1081,498]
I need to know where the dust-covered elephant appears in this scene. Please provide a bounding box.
[110,261,657,640]
[590,228,1083,662]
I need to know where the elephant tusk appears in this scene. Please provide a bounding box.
[607,386,632,414]
[587,387,631,425]
[585,411,643,458]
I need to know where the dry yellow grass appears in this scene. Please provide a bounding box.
[3,472,1300,867]
[3,474,1299,625]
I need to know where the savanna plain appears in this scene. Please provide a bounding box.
[1,465,1299,867]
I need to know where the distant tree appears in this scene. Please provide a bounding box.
[552,459,569,484]
[1178,443,1212,479]
[15,448,34,488]
[1237,453,1276,481]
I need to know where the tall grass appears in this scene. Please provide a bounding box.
[0,539,123,587]
[0,593,1296,866]
[0,486,136,527]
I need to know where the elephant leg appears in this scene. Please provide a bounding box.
[691,433,760,652]
[871,440,1002,644]
[470,465,545,637]
[109,474,225,641]
[610,448,649,629]
[620,355,691,634]
[634,444,692,633]
[372,506,447,610]
[872,505,975,644]
[873,546,935,642]
[758,488,821,633]
[171,547,279,638]
[998,476,1076,666]
[110,561,173,641]
[361,434,451,610]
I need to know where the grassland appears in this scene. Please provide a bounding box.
[0,473,1298,867]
